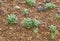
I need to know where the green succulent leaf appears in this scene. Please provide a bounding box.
[23,8,29,14]
[49,25,58,40]
[45,3,56,9]
[56,14,60,19]
[23,18,33,29]
[7,14,18,24]
[32,19,41,27]
[34,28,38,33]
[26,0,36,6]
[50,25,56,33]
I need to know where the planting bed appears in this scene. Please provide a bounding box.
[0,0,60,41]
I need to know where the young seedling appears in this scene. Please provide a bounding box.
[23,8,29,15]
[7,14,18,24]
[25,0,36,6]
[56,14,60,19]
[49,25,58,40]
[32,19,41,27]
[45,3,56,9]
[23,18,33,29]
[34,27,39,33]
[32,19,41,33]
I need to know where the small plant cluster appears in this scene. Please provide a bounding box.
[7,8,29,24]
[45,3,56,9]
[5,0,59,40]
[23,8,29,15]
[23,18,41,29]
[34,27,39,33]
[37,3,56,12]
[7,14,18,24]
[23,18,33,29]
[25,0,36,6]
[49,25,58,40]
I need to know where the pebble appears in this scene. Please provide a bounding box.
[41,24,45,27]
[46,0,50,3]
[0,28,1,30]
[37,2,43,5]
[14,6,20,10]
[18,1,26,4]
[10,27,13,30]
[0,9,4,14]
[57,10,60,14]
[41,32,44,34]
[45,32,50,35]
[56,0,60,3]
[37,7,46,12]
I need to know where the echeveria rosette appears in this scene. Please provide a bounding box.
[23,18,33,29]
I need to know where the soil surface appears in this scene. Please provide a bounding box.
[0,0,60,41]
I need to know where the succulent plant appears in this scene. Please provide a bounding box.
[50,25,56,32]
[23,18,41,29]
[32,19,41,27]
[23,8,29,14]
[45,3,56,9]
[34,28,39,33]
[7,14,18,24]
[26,0,36,6]
[23,18,33,29]
[49,25,58,39]
[56,14,60,19]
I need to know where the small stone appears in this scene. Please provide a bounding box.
[0,9,4,14]
[10,27,13,30]
[45,32,50,35]
[0,28,1,30]
[46,0,50,3]
[37,7,46,12]
[37,2,43,5]
[41,24,45,27]
[14,6,20,10]
[56,0,60,3]
[9,33,12,35]
[18,1,26,4]
[41,32,44,34]
[57,10,60,14]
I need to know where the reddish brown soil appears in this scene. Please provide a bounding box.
[0,0,60,41]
